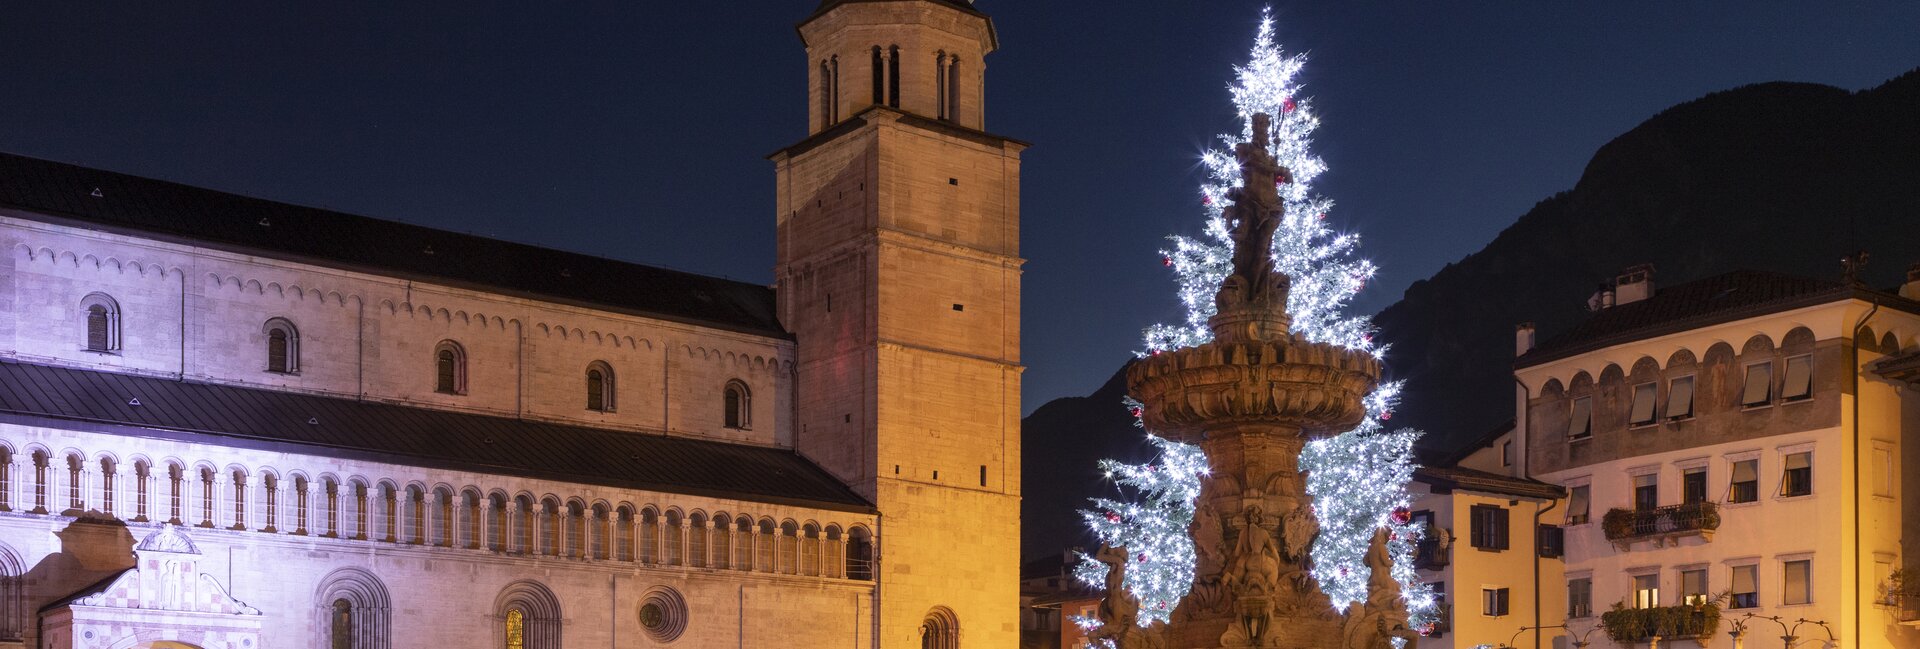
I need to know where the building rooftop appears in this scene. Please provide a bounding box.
[0,360,871,511]
[0,151,786,338]
[1413,465,1565,501]
[1517,269,1920,367]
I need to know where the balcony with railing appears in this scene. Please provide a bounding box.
[1602,502,1719,551]
[1414,526,1450,570]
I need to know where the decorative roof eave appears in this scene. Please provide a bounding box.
[1874,348,1920,386]
[1515,287,1920,370]
[1414,466,1566,501]
[799,0,997,51]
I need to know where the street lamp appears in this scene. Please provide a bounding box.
[1495,622,1602,649]
[1726,613,1837,649]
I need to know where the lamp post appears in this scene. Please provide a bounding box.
[1496,622,1602,649]
[1730,613,1837,649]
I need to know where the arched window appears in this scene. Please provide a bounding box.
[590,503,609,560]
[825,525,845,578]
[920,607,959,649]
[488,494,509,551]
[316,567,391,649]
[888,46,901,108]
[870,46,885,105]
[264,317,299,373]
[734,516,754,571]
[585,362,614,412]
[98,457,117,517]
[801,523,821,576]
[780,520,799,574]
[0,448,11,513]
[724,380,751,430]
[711,514,732,570]
[514,495,535,552]
[133,459,152,522]
[540,497,561,556]
[757,519,776,572]
[947,55,960,122]
[935,51,948,120]
[29,451,49,514]
[847,526,874,581]
[639,507,660,564]
[688,512,708,568]
[434,340,467,395]
[0,542,22,642]
[228,468,248,530]
[495,581,562,649]
[615,505,635,561]
[664,509,684,566]
[80,293,120,353]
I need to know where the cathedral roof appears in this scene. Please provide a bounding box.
[0,151,787,339]
[0,360,872,512]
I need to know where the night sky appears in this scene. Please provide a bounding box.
[3,2,1917,413]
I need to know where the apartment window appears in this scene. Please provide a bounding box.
[1681,569,1709,605]
[1730,564,1759,608]
[1666,376,1695,419]
[1538,524,1565,558]
[1682,467,1707,504]
[1501,440,1512,467]
[1568,396,1592,440]
[1878,560,1898,606]
[1481,587,1509,617]
[1780,451,1812,497]
[1729,459,1759,503]
[1469,505,1509,551]
[1782,355,1813,401]
[1565,485,1590,525]
[1633,474,1659,511]
[1629,382,1658,426]
[1873,446,1894,498]
[1742,362,1773,407]
[1633,574,1660,609]
[1783,559,1812,605]
[1568,578,1593,618]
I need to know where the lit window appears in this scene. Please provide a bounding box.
[1565,485,1590,525]
[505,608,525,649]
[1629,382,1658,426]
[1633,574,1660,609]
[1730,565,1759,608]
[1729,459,1759,503]
[1742,362,1773,407]
[1481,587,1509,617]
[1569,396,1593,440]
[1666,376,1694,419]
[1783,559,1812,605]
[1568,578,1592,618]
[1781,451,1812,497]
[1681,569,1708,606]
[1782,355,1813,401]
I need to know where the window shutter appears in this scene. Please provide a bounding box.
[1731,460,1758,483]
[1731,565,1757,593]
[1783,356,1812,400]
[1784,560,1811,605]
[1630,383,1657,424]
[1666,376,1694,418]
[1742,363,1773,406]
[1494,506,1510,550]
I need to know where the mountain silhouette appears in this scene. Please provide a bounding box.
[1022,68,1920,559]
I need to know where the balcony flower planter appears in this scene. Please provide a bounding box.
[1601,600,1723,644]
[1602,502,1719,551]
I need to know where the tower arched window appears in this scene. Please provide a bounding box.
[847,526,874,581]
[947,55,960,122]
[888,46,901,108]
[264,317,300,373]
[936,51,948,120]
[585,362,614,412]
[434,340,467,395]
[724,380,751,430]
[0,541,24,642]
[871,46,885,105]
[920,607,959,649]
[80,293,121,353]
[316,567,390,649]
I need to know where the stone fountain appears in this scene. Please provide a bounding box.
[1096,113,1417,649]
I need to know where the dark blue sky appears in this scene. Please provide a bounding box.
[3,2,1917,412]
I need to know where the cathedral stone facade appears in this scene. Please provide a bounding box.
[0,1,1022,647]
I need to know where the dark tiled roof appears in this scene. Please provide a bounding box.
[0,152,786,338]
[0,361,870,511]
[1517,270,1920,367]
[1875,348,1920,385]
[1428,419,1514,468]
[1414,466,1565,501]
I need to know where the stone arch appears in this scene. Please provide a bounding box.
[921,606,960,649]
[0,540,21,641]
[494,580,562,649]
[1740,333,1777,357]
[316,567,391,649]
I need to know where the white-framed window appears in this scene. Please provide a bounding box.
[1632,473,1659,511]
[1728,457,1760,503]
[1780,451,1813,498]
[1783,559,1812,605]
[1633,573,1660,609]
[1666,375,1695,420]
[1481,587,1509,617]
[1568,577,1593,618]
[1781,354,1813,401]
[1566,484,1590,525]
[1742,361,1774,407]
[1629,382,1658,427]
[1569,396,1593,440]
[1730,563,1759,608]
[1681,568,1709,605]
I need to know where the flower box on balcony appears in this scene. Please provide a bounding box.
[1601,502,1719,551]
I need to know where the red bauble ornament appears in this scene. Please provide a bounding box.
[1129,406,1144,419]
[1138,553,1148,562]
[1391,508,1411,525]
[1158,602,1167,610]
[1283,97,1298,113]
[1339,566,1349,577]
[1106,512,1122,524]
[1162,256,1173,268]
[1381,411,1393,421]
[1202,195,1213,206]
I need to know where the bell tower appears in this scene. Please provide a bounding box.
[773,0,1023,646]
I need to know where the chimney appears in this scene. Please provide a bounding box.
[1615,263,1655,305]
[1587,283,1616,312]
[1515,322,1536,356]
[1903,263,1920,301]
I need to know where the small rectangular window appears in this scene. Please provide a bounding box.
[1566,485,1590,525]
[1630,382,1658,426]
[1633,473,1659,511]
[1784,559,1812,605]
[1666,376,1695,419]
[1537,524,1564,558]
[1682,569,1709,605]
[1569,396,1593,440]
[979,465,987,487]
[1481,587,1509,617]
[1568,577,1593,618]
[1742,362,1774,407]
[1782,355,1813,401]
[1781,451,1813,497]
[1874,447,1894,498]
[1729,459,1760,503]
[1501,440,1512,467]
[1731,564,1759,608]
[1683,467,1708,504]
[1469,505,1509,550]
[1633,574,1661,609]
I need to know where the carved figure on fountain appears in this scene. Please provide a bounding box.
[1340,529,1421,649]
